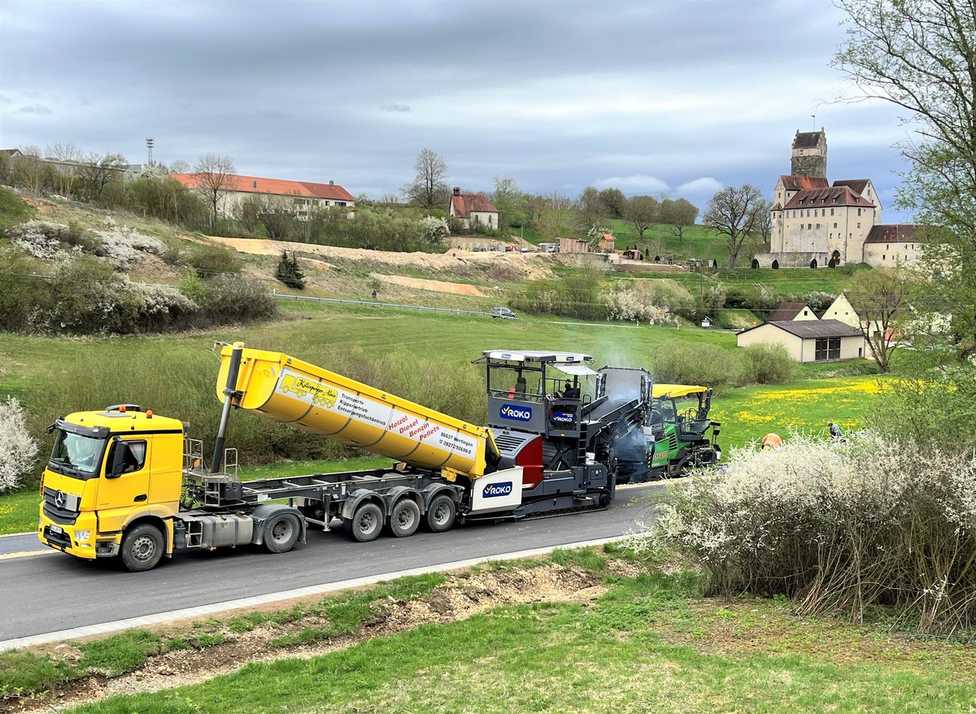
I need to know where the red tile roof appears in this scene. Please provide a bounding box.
[779,175,829,192]
[864,224,918,244]
[450,191,497,217]
[170,173,354,202]
[782,186,875,210]
[832,179,869,195]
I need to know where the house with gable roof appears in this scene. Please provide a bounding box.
[448,187,498,230]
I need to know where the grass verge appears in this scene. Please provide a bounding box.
[20,543,974,714]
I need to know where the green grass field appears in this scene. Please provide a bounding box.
[609,219,749,266]
[62,547,976,713]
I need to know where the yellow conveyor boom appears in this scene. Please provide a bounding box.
[216,344,494,479]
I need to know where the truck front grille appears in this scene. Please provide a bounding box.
[43,487,80,525]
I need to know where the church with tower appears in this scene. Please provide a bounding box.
[752,128,921,269]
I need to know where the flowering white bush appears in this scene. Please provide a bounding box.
[418,216,450,246]
[604,284,679,325]
[8,221,74,260]
[653,431,976,633]
[7,220,163,268]
[0,398,38,493]
[93,227,164,268]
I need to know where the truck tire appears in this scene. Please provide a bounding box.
[425,494,456,533]
[388,498,421,538]
[120,523,164,572]
[263,512,301,554]
[344,502,383,542]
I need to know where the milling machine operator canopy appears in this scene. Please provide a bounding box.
[476,350,600,402]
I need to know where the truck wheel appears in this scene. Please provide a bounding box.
[263,513,300,554]
[120,523,164,572]
[388,498,420,538]
[344,502,383,542]
[425,494,456,533]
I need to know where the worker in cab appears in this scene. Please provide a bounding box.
[562,380,580,400]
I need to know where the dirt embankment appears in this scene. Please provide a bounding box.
[211,236,554,281]
[12,563,604,714]
[370,273,488,297]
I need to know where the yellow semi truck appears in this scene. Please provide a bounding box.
[38,343,652,571]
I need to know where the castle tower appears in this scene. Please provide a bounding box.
[791,128,827,178]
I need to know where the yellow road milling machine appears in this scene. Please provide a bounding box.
[38,344,654,571]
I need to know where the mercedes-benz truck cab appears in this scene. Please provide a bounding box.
[38,405,184,565]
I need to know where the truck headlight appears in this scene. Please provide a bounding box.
[75,530,90,543]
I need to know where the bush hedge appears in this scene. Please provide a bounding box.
[656,432,976,634]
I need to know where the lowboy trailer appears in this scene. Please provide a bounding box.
[38,343,655,571]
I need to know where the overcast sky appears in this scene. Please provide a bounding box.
[0,0,914,219]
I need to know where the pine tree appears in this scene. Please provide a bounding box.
[275,250,305,289]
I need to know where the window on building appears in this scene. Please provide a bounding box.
[830,208,834,216]
[857,223,861,229]
[858,208,862,216]
[834,222,838,228]
[336,201,347,206]
[815,337,841,362]
[816,224,820,229]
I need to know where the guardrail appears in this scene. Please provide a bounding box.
[273,290,493,317]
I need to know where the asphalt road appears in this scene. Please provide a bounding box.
[0,483,662,642]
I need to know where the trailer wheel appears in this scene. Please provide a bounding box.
[263,513,300,554]
[388,498,421,538]
[344,502,383,542]
[120,523,164,572]
[425,494,456,533]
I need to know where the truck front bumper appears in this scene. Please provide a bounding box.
[37,511,119,560]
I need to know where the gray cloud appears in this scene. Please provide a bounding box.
[16,104,52,115]
[0,0,912,219]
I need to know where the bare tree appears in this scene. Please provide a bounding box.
[664,198,699,242]
[404,148,448,209]
[836,0,976,361]
[194,153,236,231]
[77,152,127,203]
[703,184,763,267]
[537,193,577,243]
[756,198,772,249]
[13,146,46,195]
[847,268,911,372]
[47,143,82,197]
[168,160,191,173]
[624,195,659,241]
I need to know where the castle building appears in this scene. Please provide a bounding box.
[753,129,918,269]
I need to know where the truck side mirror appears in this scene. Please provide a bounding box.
[106,442,130,479]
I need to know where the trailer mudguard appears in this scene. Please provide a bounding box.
[340,489,389,521]
[249,504,307,546]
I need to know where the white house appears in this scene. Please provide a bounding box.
[449,187,498,230]
[171,172,354,221]
[821,293,859,327]
[737,320,866,363]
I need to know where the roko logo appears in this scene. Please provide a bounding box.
[499,404,532,422]
[551,410,574,424]
[483,481,513,498]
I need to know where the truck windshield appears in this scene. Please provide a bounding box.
[49,429,106,479]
